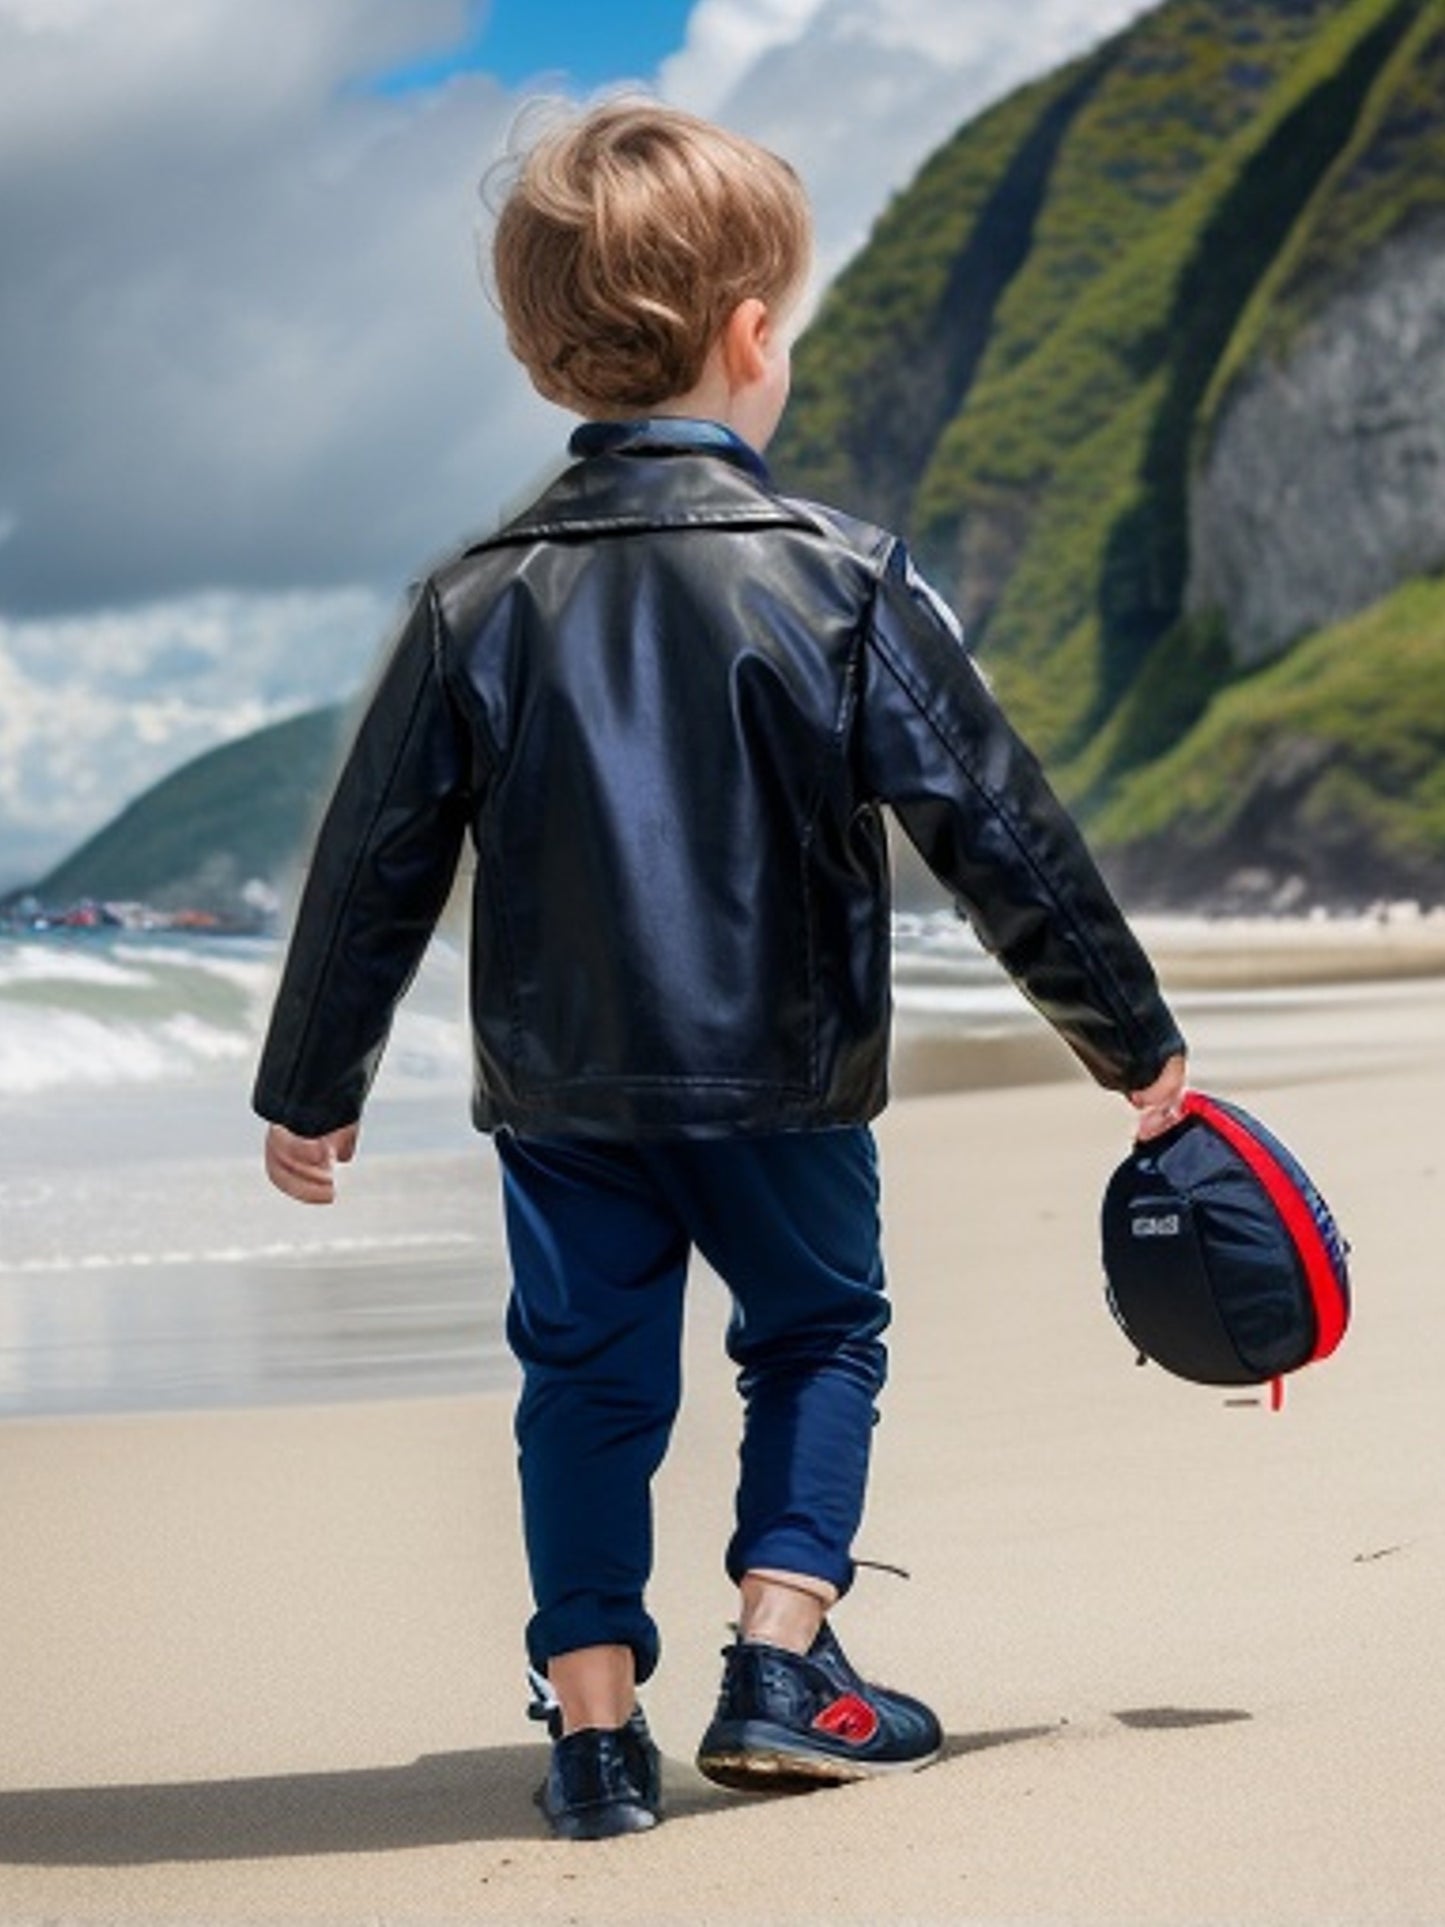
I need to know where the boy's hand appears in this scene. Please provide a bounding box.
[264,1122,359,1204]
[1128,1052,1187,1142]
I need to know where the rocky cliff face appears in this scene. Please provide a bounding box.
[1187,216,1445,663]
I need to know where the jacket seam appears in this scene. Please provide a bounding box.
[495,847,532,1083]
[865,601,1156,1068]
[795,663,858,1099]
[778,495,894,570]
[431,579,500,777]
[469,508,814,549]
[271,587,446,1112]
[504,1073,817,1095]
[798,604,877,1096]
[430,580,529,1078]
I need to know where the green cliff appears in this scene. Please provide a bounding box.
[30,707,348,915]
[777,0,1444,905]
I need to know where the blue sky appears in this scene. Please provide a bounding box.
[369,0,698,95]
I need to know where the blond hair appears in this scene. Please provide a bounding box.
[490,98,812,415]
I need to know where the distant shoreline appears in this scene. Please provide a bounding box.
[1130,910,1445,989]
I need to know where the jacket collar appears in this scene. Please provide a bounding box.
[464,414,819,555]
[569,417,772,483]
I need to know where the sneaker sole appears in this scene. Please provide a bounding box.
[552,1805,661,1840]
[537,1792,661,1840]
[697,1721,941,1792]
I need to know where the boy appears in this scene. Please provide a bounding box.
[255,99,1186,1841]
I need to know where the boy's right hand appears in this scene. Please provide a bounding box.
[264,1122,358,1204]
[1128,1052,1188,1142]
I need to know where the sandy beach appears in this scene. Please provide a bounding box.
[3,934,1445,1923]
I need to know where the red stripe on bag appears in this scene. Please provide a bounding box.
[1182,1093,1348,1363]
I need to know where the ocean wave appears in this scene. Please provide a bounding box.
[893,978,1032,1021]
[0,1228,484,1276]
[0,932,271,1098]
[0,943,154,990]
[0,1004,254,1096]
[110,938,279,994]
[0,919,1008,1101]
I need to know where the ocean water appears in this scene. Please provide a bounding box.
[5,914,1395,1417]
[0,931,465,1108]
[0,915,1024,1418]
[0,931,501,1416]
[0,915,1013,1107]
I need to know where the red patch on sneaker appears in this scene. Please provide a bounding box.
[812,1693,879,1746]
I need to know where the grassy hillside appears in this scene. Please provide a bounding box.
[1201,1,1445,435]
[34,706,348,911]
[918,0,1416,754]
[777,55,1109,529]
[1091,571,1445,902]
[777,0,1396,717]
[775,0,1444,901]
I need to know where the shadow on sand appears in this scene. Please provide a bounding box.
[0,1723,1062,1862]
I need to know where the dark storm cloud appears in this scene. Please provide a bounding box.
[0,0,555,616]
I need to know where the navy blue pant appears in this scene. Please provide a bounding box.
[497,1126,889,1683]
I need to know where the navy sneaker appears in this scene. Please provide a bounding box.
[696,1621,942,1790]
[529,1674,662,1840]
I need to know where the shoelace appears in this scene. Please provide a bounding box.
[855,1556,911,1581]
[526,1664,563,1739]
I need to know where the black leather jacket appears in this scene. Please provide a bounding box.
[253,418,1183,1139]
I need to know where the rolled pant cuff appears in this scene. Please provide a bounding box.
[526,1597,661,1685]
[726,1533,855,1599]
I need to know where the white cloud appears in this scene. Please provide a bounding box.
[2,587,391,698]
[660,0,827,113]
[0,0,105,33]
[0,587,392,884]
[0,0,467,163]
[672,0,1156,275]
[839,0,1131,65]
[0,0,562,615]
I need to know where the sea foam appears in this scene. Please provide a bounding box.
[0,931,473,1101]
[0,1005,250,1096]
[0,914,1013,1105]
[0,933,270,1098]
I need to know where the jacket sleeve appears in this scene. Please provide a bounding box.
[252,580,475,1135]
[859,543,1184,1092]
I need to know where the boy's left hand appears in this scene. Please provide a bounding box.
[264,1122,358,1204]
[1128,1052,1187,1142]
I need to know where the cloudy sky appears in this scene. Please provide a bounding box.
[0,0,1155,891]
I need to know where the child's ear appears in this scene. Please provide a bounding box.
[720,297,771,389]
